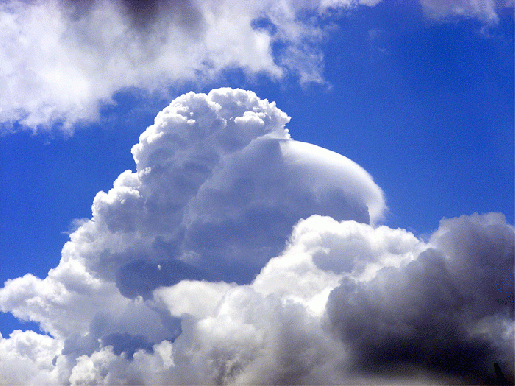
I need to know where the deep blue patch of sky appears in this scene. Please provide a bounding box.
[0,2,513,336]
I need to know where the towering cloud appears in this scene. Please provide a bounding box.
[0,89,512,385]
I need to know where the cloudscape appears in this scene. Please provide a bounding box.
[0,0,513,385]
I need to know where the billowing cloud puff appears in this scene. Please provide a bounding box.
[0,330,61,385]
[0,89,513,385]
[1,0,511,133]
[0,88,384,376]
[327,213,514,384]
[90,88,384,290]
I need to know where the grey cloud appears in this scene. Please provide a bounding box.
[326,213,514,384]
[61,332,99,362]
[431,213,514,319]
[119,0,203,31]
[328,250,490,382]
[116,259,212,298]
[101,332,153,360]
[66,0,205,35]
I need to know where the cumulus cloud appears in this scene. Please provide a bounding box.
[326,213,514,384]
[0,330,62,385]
[1,0,511,133]
[0,89,513,385]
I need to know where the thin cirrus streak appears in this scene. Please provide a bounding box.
[0,88,513,385]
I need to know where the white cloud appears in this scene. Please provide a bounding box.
[0,329,61,385]
[2,0,508,134]
[0,89,513,384]
[0,0,360,133]
[0,88,380,382]
[5,211,508,385]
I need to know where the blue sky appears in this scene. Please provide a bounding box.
[0,1,513,384]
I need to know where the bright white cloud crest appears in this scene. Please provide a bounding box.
[0,89,513,385]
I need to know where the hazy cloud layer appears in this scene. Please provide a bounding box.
[1,0,511,133]
[0,89,512,385]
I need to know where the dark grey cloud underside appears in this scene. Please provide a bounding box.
[327,216,514,385]
[65,0,203,31]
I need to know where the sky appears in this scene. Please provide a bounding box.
[0,0,513,385]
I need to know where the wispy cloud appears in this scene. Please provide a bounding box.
[0,0,343,133]
[420,0,505,23]
[1,0,510,134]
